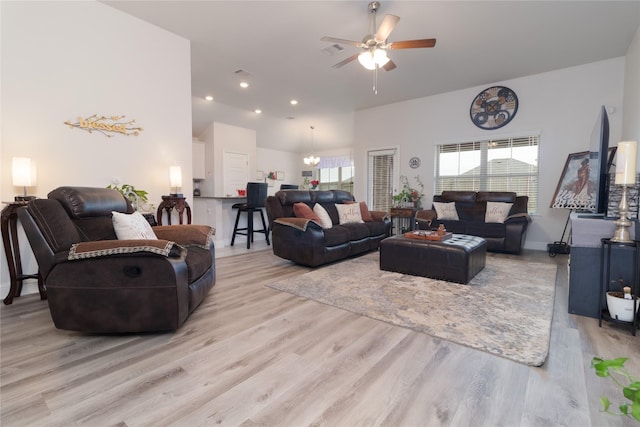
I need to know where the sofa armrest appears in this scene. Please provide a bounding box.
[415,209,437,223]
[68,239,184,260]
[152,225,215,247]
[274,217,321,232]
[505,212,532,223]
[369,210,389,222]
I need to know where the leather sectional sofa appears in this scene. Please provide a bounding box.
[415,191,531,254]
[266,190,391,267]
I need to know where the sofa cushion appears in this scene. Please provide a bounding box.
[338,223,370,241]
[433,202,459,221]
[485,202,513,223]
[336,203,364,224]
[467,222,506,239]
[112,211,158,240]
[313,204,333,229]
[440,191,477,203]
[323,226,351,247]
[344,201,374,222]
[361,220,389,237]
[293,202,320,222]
[477,191,516,203]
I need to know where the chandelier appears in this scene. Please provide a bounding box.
[303,126,320,166]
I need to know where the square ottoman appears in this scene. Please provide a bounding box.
[379,234,487,284]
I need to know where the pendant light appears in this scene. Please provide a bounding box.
[304,126,320,166]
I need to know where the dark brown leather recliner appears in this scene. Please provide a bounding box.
[18,186,216,333]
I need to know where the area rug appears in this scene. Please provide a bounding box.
[266,253,557,366]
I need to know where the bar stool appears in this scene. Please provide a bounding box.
[231,182,270,249]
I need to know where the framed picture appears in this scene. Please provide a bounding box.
[256,170,265,181]
[550,148,617,210]
[276,171,284,181]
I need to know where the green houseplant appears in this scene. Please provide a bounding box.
[591,356,640,422]
[392,175,424,208]
[107,184,151,212]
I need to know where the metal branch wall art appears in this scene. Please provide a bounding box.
[64,114,143,137]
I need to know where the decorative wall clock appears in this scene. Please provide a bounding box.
[409,156,421,169]
[470,86,518,130]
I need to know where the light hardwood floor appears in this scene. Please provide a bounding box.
[1,248,639,426]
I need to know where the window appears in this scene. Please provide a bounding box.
[318,156,354,193]
[435,135,539,213]
[368,149,398,212]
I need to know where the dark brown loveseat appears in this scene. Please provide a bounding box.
[266,190,391,267]
[18,186,216,333]
[415,191,531,254]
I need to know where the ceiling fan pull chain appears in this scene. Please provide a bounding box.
[373,65,378,95]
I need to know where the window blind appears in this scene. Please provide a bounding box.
[435,135,539,213]
[368,149,396,212]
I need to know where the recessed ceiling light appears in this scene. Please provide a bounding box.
[240,82,249,88]
[254,109,262,114]
[205,95,213,101]
[290,99,298,105]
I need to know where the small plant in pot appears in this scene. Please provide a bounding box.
[607,278,640,322]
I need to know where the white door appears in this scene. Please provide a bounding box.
[223,151,249,196]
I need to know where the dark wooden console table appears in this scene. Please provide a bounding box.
[156,195,191,226]
[1,201,45,305]
[390,207,417,235]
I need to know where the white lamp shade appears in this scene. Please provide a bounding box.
[615,141,638,185]
[12,157,36,187]
[169,166,182,188]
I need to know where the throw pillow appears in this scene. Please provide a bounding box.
[344,201,374,222]
[112,211,158,240]
[485,202,513,223]
[313,204,333,229]
[293,202,320,222]
[433,202,459,221]
[336,203,364,224]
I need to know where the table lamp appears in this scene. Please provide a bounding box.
[611,140,638,243]
[169,165,183,196]
[12,157,36,201]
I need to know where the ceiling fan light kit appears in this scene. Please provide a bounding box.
[321,1,436,94]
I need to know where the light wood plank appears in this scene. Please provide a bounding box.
[1,250,638,427]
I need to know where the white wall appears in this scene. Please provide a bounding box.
[256,147,302,196]
[0,1,192,297]
[353,58,626,250]
[622,26,640,149]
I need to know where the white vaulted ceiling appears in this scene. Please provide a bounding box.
[103,1,640,151]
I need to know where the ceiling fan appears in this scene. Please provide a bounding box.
[321,1,436,93]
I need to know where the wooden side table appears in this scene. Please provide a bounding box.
[1,202,46,305]
[156,195,192,226]
[390,207,418,235]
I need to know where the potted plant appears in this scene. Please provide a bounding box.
[107,184,152,212]
[606,278,640,322]
[591,357,640,422]
[393,175,424,208]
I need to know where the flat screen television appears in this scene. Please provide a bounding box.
[550,106,614,214]
[590,105,610,215]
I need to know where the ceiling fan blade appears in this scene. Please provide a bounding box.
[389,38,437,49]
[331,53,359,69]
[383,59,397,71]
[321,36,364,48]
[375,14,400,41]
